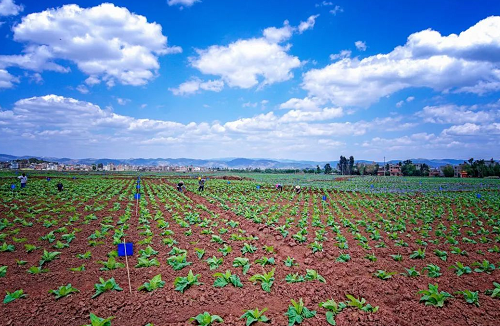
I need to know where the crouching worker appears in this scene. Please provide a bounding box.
[198,178,206,192]
[276,184,283,192]
[294,185,301,194]
[177,181,186,192]
[56,182,64,192]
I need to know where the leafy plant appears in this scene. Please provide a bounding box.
[92,278,123,298]
[39,249,61,266]
[83,313,114,326]
[364,253,377,262]
[485,282,500,298]
[255,256,275,266]
[249,268,275,293]
[285,298,316,326]
[24,244,38,253]
[69,264,85,272]
[284,256,298,267]
[472,260,495,274]
[206,256,223,270]
[135,257,160,268]
[418,284,452,307]
[336,253,350,262]
[241,243,257,255]
[174,270,202,293]
[450,246,468,256]
[98,257,125,271]
[285,273,305,283]
[189,312,223,326]
[374,270,397,280]
[390,253,403,261]
[305,269,326,283]
[194,248,205,259]
[138,274,165,292]
[0,242,15,252]
[27,266,49,274]
[77,251,92,259]
[240,308,270,326]
[433,250,448,261]
[0,265,6,277]
[449,262,472,276]
[213,270,243,288]
[167,253,192,270]
[345,294,378,312]
[423,264,442,278]
[3,289,26,304]
[319,299,346,325]
[233,257,251,274]
[455,290,479,306]
[409,248,426,259]
[49,284,79,299]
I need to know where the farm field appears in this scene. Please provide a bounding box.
[0,174,499,326]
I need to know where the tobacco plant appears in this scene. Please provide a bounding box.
[189,312,223,326]
[174,270,202,293]
[49,284,79,299]
[213,270,243,288]
[249,268,275,292]
[240,308,269,326]
[138,274,165,292]
[285,298,316,326]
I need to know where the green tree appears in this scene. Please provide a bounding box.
[92,164,96,171]
[442,165,454,177]
[316,165,321,174]
[324,163,332,174]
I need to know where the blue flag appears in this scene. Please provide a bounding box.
[134,193,141,199]
[117,243,134,256]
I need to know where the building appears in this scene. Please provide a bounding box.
[389,164,402,176]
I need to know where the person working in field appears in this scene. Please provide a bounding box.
[295,185,301,194]
[276,183,283,192]
[177,181,186,192]
[198,178,206,192]
[18,173,27,188]
[56,182,64,192]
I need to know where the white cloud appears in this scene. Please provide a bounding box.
[416,104,494,124]
[0,0,23,16]
[396,101,405,108]
[167,0,200,7]
[330,50,351,60]
[242,102,257,108]
[330,5,343,15]
[0,3,180,87]
[169,78,224,96]
[279,97,324,111]
[406,96,415,102]
[140,104,147,109]
[263,20,294,43]
[117,98,131,106]
[0,68,18,89]
[396,96,415,107]
[76,85,89,94]
[302,16,500,107]
[354,41,367,51]
[298,15,320,34]
[280,107,343,122]
[316,1,333,7]
[191,38,300,88]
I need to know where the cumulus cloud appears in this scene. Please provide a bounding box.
[0,3,181,87]
[0,0,23,16]
[330,5,343,15]
[280,107,343,122]
[416,104,496,124]
[191,37,300,88]
[0,69,17,89]
[263,20,294,43]
[354,41,367,51]
[302,16,500,107]
[279,97,324,111]
[298,15,320,34]
[396,96,415,108]
[169,78,224,96]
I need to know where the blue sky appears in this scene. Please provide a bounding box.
[0,0,499,161]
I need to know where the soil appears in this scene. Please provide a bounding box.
[0,177,499,326]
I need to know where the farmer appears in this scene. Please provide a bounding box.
[276,184,283,192]
[198,178,206,192]
[294,185,301,194]
[56,182,64,192]
[18,173,27,188]
[177,181,186,192]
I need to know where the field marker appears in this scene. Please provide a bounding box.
[122,238,132,294]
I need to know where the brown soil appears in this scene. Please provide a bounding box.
[0,178,499,326]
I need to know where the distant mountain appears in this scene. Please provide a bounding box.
[0,154,482,169]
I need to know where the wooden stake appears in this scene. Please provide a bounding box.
[123,238,132,294]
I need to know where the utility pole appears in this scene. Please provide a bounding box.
[384,156,386,177]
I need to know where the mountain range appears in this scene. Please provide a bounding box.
[0,154,471,169]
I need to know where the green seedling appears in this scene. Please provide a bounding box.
[240,308,270,326]
[285,298,316,326]
[455,290,479,306]
[418,284,452,307]
[77,251,92,259]
[319,299,347,325]
[213,270,243,288]
[174,270,202,293]
[249,268,275,293]
[0,265,7,277]
[3,289,26,304]
[423,264,442,278]
[135,257,160,268]
[336,253,350,262]
[27,266,49,274]
[98,257,124,271]
[138,274,165,292]
[345,294,379,312]
[374,270,397,280]
[449,262,472,276]
[92,278,123,298]
[49,284,79,299]
[39,250,61,266]
[189,312,223,326]
[305,269,326,283]
[83,313,114,326]
[285,273,305,283]
[472,260,495,274]
[255,256,275,266]
[206,256,223,270]
[485,282,500,298]
[241,243,257,255]
[409,248,426,259]
[69,264,85,272]
[218,244,232,256]
[233,257,251,274]
[194,248,205,259]
[284,256,298,267]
